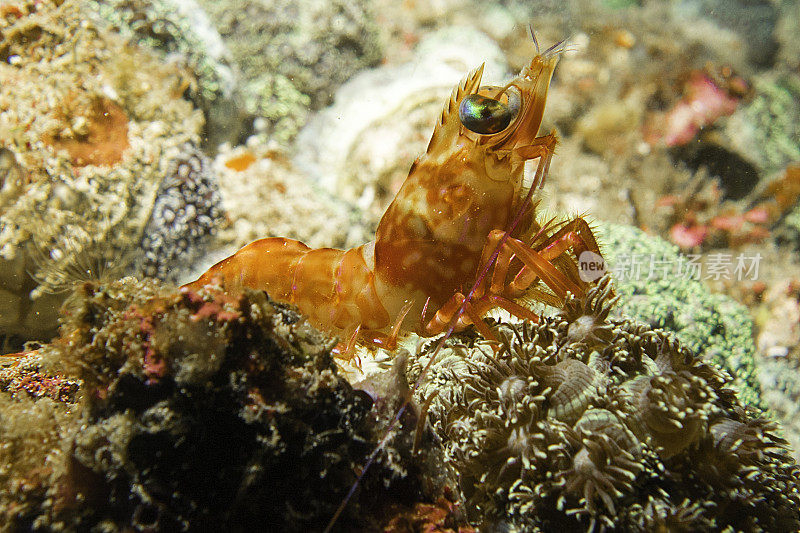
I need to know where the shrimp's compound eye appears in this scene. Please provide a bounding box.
[458,87,521,135]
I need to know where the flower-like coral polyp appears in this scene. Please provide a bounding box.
[411,276,800,530]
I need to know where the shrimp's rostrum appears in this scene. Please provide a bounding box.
[183,42,607,354]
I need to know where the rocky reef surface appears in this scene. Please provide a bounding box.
[0,0,223,347]
[0,278,454,531]
[2,276,796,531]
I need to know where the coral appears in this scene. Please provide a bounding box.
[596,223,764,409]
[0,278,452,531]
[243,72,310,144]
[0,0,219,345]
[136,143,224,282]
[753,164,800,252]
[0,351,80,403]
[732,73,800,176]
[775,0,800,71]
[410,278,800,530]
[780,202,800,251]
[654,173,771,250]
[383,496,475,533]
[759,356,800,461]
[197,0,383,144]
[203,143,368,262]
[42,94,131,167]
[89,0,241,146]
[761,164,800,225]
[679,0,779,67]
[620,494,713,531]
[0,391,77,527]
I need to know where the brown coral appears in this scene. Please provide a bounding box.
[619,370,714,457]
[561,274,617,348]
[558,409,643,516]
[411,276,800,531]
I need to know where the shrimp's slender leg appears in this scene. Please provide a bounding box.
[422,216,605,337]
[335,325,361,360]
[357,300,414,350]
[423,292,498,340]
[510,217,605,294]
[463,133,558,302]
[516,131,558,192]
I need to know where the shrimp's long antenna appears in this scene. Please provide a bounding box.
[529,25,540,54]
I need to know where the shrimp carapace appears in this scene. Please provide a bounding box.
[183,41,607,354]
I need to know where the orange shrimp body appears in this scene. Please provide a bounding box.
[184,44,595,349]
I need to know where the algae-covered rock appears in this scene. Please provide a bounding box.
[0,0,222,346]
[89,0,241,146]
[197,0,383,144]
[410,278,800,531]
[597,223,763,408]
[0,278,449,531]
[728,72,800,177]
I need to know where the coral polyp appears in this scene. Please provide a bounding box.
[410,277,800,530]
[557,410,643,516]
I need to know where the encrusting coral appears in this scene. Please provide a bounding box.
[197,0,383,144]
[89,0,240,146]
[408,276,800,531]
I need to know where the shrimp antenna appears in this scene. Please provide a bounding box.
[545,36,578,57]
[543,38,567,57]
[528,24,540,55]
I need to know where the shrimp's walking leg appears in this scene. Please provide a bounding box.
[422,216,605,337]
[516,131,558,193]
[510,217,605,294]
[423,291,501,341]
[333,300,415,359]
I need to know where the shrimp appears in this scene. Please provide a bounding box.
[182,38,607,356]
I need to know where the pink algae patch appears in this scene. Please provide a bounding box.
[645,72,740,147]
[669,222,708,249]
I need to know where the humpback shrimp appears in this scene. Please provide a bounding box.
[183,38,607,357]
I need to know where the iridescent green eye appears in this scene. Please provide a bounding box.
[458,88,520,135]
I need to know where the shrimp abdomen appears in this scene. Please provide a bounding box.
[183,238,391,334]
